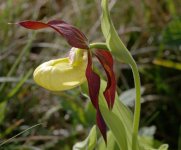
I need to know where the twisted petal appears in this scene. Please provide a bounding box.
[18,20,89,49]
[96,109,107,144]
[86,51,107,143]
[85,51,100,108]
[94,49,116,110]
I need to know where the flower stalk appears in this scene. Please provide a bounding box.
[89,43,109,50]
[130,59,141,150]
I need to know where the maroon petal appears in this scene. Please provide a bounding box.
[86,51,100,109]
[94,50,116,110]
[86,51,107,143]
[97,109,107,143]
[18,20,89,49]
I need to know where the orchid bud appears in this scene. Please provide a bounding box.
[33,48,87,91]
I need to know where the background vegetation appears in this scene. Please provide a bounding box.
[0,0,181,149]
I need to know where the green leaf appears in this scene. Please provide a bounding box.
[101,0,132,64]
[139,136,164,149]
[99,80,135,150]
[101,1,142,149]
[73,125,97,150]
[158,144,169,150]
[97,131,119,150]
[99,101,128,150]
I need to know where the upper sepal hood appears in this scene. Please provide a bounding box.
[19,20,89,49]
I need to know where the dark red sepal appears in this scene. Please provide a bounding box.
[19,21,49,29]
[86,51,107,143]
[94,50,116,110]
[18,20,89,49]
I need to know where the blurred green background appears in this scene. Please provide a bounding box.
[0,0,181,149]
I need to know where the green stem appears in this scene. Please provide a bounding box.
[129,59,141,150]
[89,43,109,50]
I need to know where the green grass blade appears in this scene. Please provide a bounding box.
[0,32,36,95]
[6,69,33,99]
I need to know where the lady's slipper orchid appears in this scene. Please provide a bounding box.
[33,48,87,91]
[19,20,116,143]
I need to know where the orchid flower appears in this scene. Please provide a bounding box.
[18,20,116,143]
